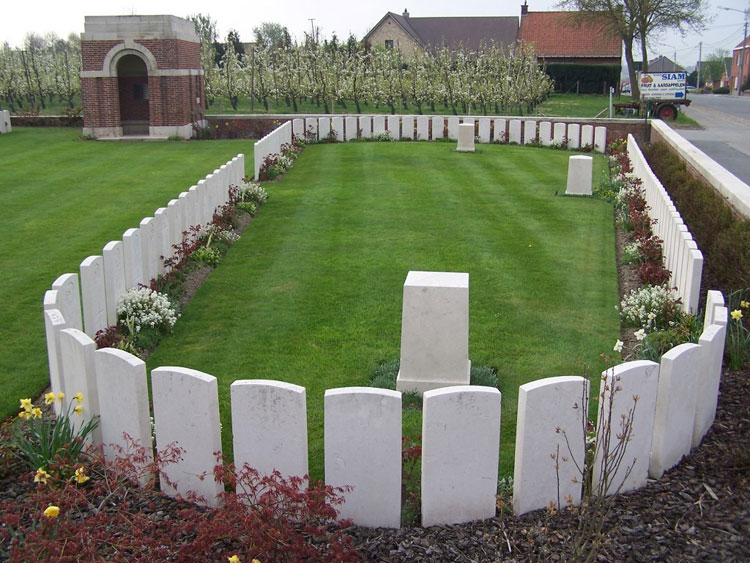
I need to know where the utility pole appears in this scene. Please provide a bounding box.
[309,18,316,43]
[697,42,702,89]
[740,20,748,96]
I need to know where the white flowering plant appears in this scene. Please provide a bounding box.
[238,180,268,205]
[117,287,179,334]
[199,224,240,245]
[619,285,683,331]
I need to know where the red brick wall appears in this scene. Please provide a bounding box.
[81,39,200,72]
[81,77,119,128]
[82,40,120,71]
[118,76,149,120]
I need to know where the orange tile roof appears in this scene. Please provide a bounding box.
[519,11,622,58]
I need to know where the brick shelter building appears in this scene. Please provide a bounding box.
[80,15,205,139]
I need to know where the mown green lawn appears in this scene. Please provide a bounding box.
[147,141,620,480]
[0,128,252,419]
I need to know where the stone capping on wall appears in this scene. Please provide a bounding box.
[650,119,750,218]
[81,15,199,43]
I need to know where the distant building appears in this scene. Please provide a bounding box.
[647,56,684,73]
[730,36,750,94]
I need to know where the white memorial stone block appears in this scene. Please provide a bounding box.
[539,121,552,146]
[427,116,442,139]
[102,241,126,326]
[387,115,400,139]
[305,117,318,141]
[152,209,169,277]
[693,318,728,448]
[447,117,460,140]
[704,290,725,327]
[176,192,190,235]
[581,124,594,149]
[401,115,415,139]
[231,380,308,482]
[650,343,701,479]
[373,115,386,136]
[523,120,536,144]
[292,118,304,139]
[95,348,153,472]
[421,386,501,527]
[456,123,475,152]
[567,123,581,149]
[325,388,401,528]
[43,290,58,313]
[43,309,67,415]
[509,120,522,144]
[167,199,182,255]
[122,228,144,290]
[493,118,506,143]
[152,367,223,507]
[397,271,471,394]
[462,117,475,128]
[594,126,607,152]
[416,116,429,140]
[566,155,594,196]
[332,116,344,141]
[80,256,108,337]
[51,273,83,331]
[139,217,158,283]
[513,376,588,515]
[0,110,10,133]
[187,186,201,227]
[59,328,102,444]
[359,116,372,139]
[593,361,659,494]
[344,116,358,141]
[478,118,491,143]
[196,180,211,224]
[553,122,567,145]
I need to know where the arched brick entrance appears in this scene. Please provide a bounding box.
[117,54,150,135]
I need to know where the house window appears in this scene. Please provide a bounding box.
[134,84,149,100]
[385,39,394,49]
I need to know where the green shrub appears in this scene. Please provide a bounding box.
[635,314,702,362]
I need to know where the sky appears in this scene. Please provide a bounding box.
[2,0,749,68]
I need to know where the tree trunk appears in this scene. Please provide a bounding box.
[624,41,640,99]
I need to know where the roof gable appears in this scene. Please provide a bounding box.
[519,11,621,58]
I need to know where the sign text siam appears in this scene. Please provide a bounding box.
[639,73,687,100]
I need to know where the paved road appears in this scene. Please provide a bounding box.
[676,94,750,186]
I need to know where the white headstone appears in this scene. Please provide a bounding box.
[51,273,83,331]
[58,328,102,444]
[359,116,372,139]
[94,348,153,474]
[431,116,444,139]
[581,124,594,149]
[187,186,201,227]
[80,256,108,337]
[493,118,506,143]
[553,122,567,146]
[513,376,588,515]
[593,361,659,495]
[704,290,725,327]
[305,117,318,141]
[152,367,223,507]
[447,117,460,140]
[166,199,182,258]
[177,192,191,235]
[421,386,501,527]
[477,118,491,143]
[43,309,67,415]
[292,118,304,139]
[396,271,471,394]
[122,228,144,290]
[523,120,537,144]
[139,216,157,283]
[387,115,400,139]
[566,155,594,196]
[594,126,607,152]
[324,387,401,528]
[417,116,429,140]
[401,115,415,139]
[373,115,386,136]
[456,123,475,152]
[332,116,344,141]
[509,120,522,144]
[693,318,728,448]
[567,124,581,150]
[650,343,701,479]
[462,117,475,128]
[152,209,169,277]
[231,380,308,481]
[102,241,126,327]
[344,116,358,141]
[539,121,552,146]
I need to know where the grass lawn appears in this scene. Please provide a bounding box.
[146,141,620,480]
[0,128,252,420]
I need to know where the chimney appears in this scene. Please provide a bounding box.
[521,2,528,15]
[403,9,410,18]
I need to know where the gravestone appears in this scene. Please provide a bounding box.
[539,122,552,146]
[187,186,201,227]
[345,116,358,141]
[509,120,522,143]
[80,255,108,337]
[447,117,460,140]
[693,317,728,448]
[318,117,331,141]
[401,115,415,139]
[566,155,593,195]
[122,228,144,290]
[493,118,506,143]
[553,122,566,145]
[581,124,594,149]
[567,124,581,149]
[523,120,536,144]
[167,199,182,256]
[474,118,488,143]
[704,290,725,327]
[102,241,126,326]
[305,117,318,141]
[513,376,588,515]
[359,116,372,139]
[456,124,475,152]
[417,116,429,140]
[332,116,344,141]
[231,380,308,481]
[0,110,11,133]
[58,328,102,444]
[593,361,659,494]
[43,309,67,415]
[396,271,471,394]
[139,216,158,283]
[594,126,607,152]
[373,115,386,136]
[431,116,444,139]
[177,192,191,235]
[421,386,501,526]
[325,387,401,528]
[292,118,303,139]
[51,273,83,331]
[152,367,223,507]
[152,209,169,277]
[387,115,400,139]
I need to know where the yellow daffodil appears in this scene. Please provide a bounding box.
[57,392,65,402]
[252,559,260,563]
[741,300,749,309]
[227,556,240,563]
[31,407,42,419]
[73,405,83,415]
[731,309,743,321]
[18,411,30,420]
[19,398,32,412]
[34,468,50,484]
[44,392,56,405]
[74,392,84,404]
[43,505,60,518]
[73,467,90,484]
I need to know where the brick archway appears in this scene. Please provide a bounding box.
[116,54,150,135]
